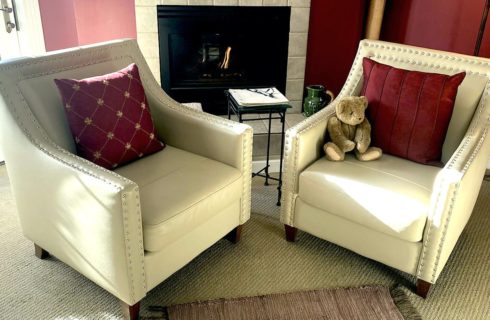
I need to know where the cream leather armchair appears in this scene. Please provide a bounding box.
[281,40,490,298]
[0,39,252,319]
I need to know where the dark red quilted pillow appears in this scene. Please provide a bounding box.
[55,64,165,169]
[361,58,465,164]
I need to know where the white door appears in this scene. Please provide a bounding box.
[0,0,45,163]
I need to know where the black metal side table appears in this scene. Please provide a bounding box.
[225,90,291,206]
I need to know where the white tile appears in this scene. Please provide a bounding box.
[220,114,239,121]
[241,113,262,120]
[288,0,310,7]
[290,7,310,33]
[239,0,263,6]
[137,32,159,59]
[160,0,188,4]
[214,0,239,4]
[286,100,302,114]
[145,58,161,84]
[287,57,306,79]
[246,119,268,133]
[286,108,306,124]
[263,0,287,5]
[160,0,189,4]
[288,32,308,57]
[189,0,213,4]
[136,6,158,33]
[136,0,159,6]
[285,79,304,101]
[262,117,286,133]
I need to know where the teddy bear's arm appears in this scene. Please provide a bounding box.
[328,116,355,152]
[355,119,372,153]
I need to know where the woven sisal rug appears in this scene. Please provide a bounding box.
[147,286,420,320]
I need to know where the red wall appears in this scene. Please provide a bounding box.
[381,0,488,56]
[38,0,78,51]
[304,1,367,95]
[305,0,490,101]
[477,5,490,57]
[38,0,136,51]
[74,0,136,46]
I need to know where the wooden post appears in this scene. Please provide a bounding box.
[365,0,386,40]
[34,244,50,259]
[225,225,243,244]
[416,279,432,299]
[120,300,140,320]
[285,225,298,242]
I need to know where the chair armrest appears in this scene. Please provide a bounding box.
[5,136,146,305]
[417,123,490,283]
[151,100,253,223]
[280,103,337,225]
[152,97,252,172]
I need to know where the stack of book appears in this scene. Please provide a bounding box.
[228,87,289,107]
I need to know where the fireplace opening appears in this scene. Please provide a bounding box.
[158,5,291,115]
[170,32,249,86]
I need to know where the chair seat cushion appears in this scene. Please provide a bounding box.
[298,154,441,242]
[115,146,242,252]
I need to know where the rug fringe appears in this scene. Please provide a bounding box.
[144,306,168,320]
[390,285,422,320]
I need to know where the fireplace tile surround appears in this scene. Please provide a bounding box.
[135,0,311,113]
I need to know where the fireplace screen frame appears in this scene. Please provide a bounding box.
[157,5,291,114]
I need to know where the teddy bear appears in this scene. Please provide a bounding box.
[323,96,382,161]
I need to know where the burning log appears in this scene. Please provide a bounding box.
[219,46,232,69]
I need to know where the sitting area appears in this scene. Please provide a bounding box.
[0,38,489,320]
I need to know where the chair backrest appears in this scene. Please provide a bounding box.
[340,40,490,163]
[0,39,152,157]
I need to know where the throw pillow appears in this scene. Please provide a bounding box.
[55,63,165,169]
[361,57,465,164]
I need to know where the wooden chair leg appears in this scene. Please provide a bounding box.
[34,244,50,259]
[416,279,432,298]
[120,300,140,320]
[225,225,243,244]
[285,225,298,242]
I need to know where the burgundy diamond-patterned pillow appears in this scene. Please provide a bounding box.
[54,63,165,169]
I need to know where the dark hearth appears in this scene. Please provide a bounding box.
[158,5,291,114]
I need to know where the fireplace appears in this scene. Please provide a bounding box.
[157,5,291,115]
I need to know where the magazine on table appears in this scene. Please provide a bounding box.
[228,87,289,106]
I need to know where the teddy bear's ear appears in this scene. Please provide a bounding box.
[360,96,369,109]
[336,100,346,114]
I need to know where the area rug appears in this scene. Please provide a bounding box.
[146,286,420,320]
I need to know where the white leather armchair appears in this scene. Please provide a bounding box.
[281,39,490,298]
[0,39,252,319]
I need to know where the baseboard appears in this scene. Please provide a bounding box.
[252,159,281,173]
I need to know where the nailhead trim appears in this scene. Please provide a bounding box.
[417,81,490,282]
[281,39,490,282]
[0,40,150,302]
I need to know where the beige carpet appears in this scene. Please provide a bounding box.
[0,164,489,320]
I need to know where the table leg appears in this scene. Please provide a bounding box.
[265,111,272,186]
[277,111,286,206]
